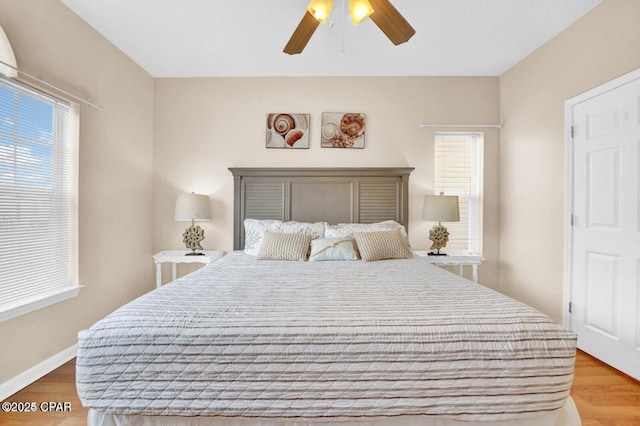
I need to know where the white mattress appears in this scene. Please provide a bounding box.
[76,252,577,422]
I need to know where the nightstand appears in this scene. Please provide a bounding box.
[153,250,224,288]
[414,250,485,283]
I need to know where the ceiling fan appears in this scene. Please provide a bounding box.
[283,0,415,55]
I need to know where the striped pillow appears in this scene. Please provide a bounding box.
[256,232,311,261]
[353,228,413,262]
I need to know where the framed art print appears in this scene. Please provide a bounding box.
[321,112,366,148]
[266,113,310,149]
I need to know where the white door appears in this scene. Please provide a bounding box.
[568,73,640,380]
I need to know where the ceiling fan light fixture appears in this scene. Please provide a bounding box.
[285,0,413,55]
[307,0,335,23]
[348,0,374,25]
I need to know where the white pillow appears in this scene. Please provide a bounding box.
[244,219,326,256]
[325,220,411,246]
[244,219,282,256]
[309,238,359,261]
[277,220,326,241]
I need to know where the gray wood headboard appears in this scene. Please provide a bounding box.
[229,167,414,250]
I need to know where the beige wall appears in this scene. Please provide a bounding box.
[0,0,155,382]
[153,77,501,286]
[499,0,640,322]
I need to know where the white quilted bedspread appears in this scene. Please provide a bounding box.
[76,252,577,421]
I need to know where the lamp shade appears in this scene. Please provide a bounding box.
[307,0,334,23]
[348,0,374,25]
[422,192,460,222]
[0,25,17,78]
[174,193,211,221]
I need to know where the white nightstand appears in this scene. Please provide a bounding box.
[414,250,485,283]
[153,250,225,288]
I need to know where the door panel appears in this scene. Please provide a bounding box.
[587,148,619,228]
[585,251,618,338]
[587,106,620,139]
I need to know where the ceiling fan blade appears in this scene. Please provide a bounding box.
[368,0,415,45]
[283,11,321,55]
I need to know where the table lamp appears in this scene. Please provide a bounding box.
[422,192,460,256]
[174,192,211,256]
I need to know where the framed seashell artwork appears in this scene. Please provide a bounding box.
[266,113,310,149]
[321,112,366,149]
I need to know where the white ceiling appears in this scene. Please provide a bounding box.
[60,0,602,78]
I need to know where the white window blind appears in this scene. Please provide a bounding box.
[434,133,483,253]
[0,77,75,315]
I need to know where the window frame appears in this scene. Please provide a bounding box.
[433,132,484,254]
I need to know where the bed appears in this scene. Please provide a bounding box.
[76,168,580,426]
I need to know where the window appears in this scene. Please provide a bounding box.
[434,133,483,253]
[0,77,79,322]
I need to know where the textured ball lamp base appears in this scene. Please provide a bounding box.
[182,224,206,256]
[428,224,450,256]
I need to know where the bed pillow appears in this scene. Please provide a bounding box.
[244,219,326,256]
[244,219,283,256]
[256,232,311,261]
[277,220,326,240]
[309,238,359,261]
[353,228,414,262]
[325,220,411,247]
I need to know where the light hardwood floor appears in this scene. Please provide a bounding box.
[571,351,640,425]
[0,350,638,425]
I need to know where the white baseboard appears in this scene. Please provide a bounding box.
[0,344,77,401]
